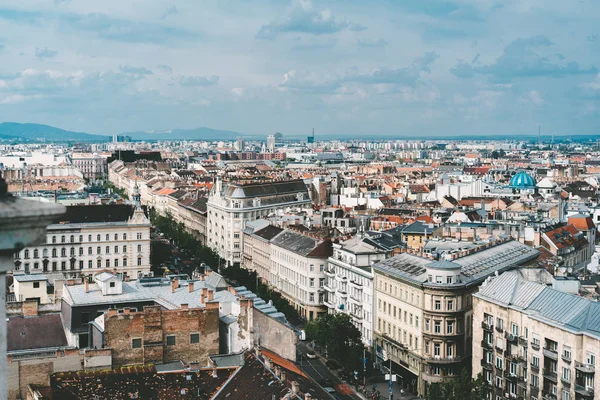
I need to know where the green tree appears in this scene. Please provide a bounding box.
[424,371,489,400]
[305,313,363,370]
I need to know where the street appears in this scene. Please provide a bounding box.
[296,342,421,400]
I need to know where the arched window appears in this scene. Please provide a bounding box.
[52,236,56,244]
[123,258,128,267]
[137,257,142,266]
[114,234,118,240]
[79,235,83,242]
[97,234,101,241]
[70,247,75,256]
[42,249,48,258]
[24,249,30,259]
[97,247,101,255]
[52,249,57,258]
[79,247,84,256]
[88,235,92,242]
[123,233,127,240]
[61,248,66,257]
[70,235,74,243]
[105,234,109,241]
[61,235,65,243]
[33,249,39,258]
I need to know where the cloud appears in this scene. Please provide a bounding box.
[157,64,172,73]
[119,65,153,75]
[452,36,598,81]
[35,47,58,60]
[161,6,178,19]
[179,75,219,87]
[280,52,439,92]
[256,1,365,40]
[357,37,388,48]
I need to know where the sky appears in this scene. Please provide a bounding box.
[0,0,599,137]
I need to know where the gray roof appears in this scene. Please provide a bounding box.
[374,240,539,286]
[224,179,308,199]
[476,271,600,339]
[426,260,461,270]
[14,274,48,282]
[271,230,319,257]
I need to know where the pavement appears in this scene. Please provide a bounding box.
[296,342,421,400]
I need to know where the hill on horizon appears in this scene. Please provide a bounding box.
[0,122,109,142]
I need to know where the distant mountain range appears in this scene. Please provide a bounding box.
[0,122,246,142]
[0,122,109,142]
[1,121,599,143]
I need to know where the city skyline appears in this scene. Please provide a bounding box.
[0,0,600,136]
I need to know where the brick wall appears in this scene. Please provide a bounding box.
[104,304,220,367]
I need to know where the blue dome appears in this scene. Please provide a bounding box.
[509,171,536,188]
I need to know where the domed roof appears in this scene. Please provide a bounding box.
[509,171,536,188]
[426,260,461,270]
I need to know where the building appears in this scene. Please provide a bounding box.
[325,235,389,347]
[242,220,283,280]
[269,229,332,321]
[12,204,151,279]
[207,178,311,265]
[372,238,539,395]
[267,135,276,152]
[473,271,598,400]
[12,274,53,304]
[541,224,591,274]
[71,152,108,181]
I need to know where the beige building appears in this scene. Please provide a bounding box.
[473,271,597,400]
[13,204,151,279]
[372,238,539,395]
[12,275,53,304]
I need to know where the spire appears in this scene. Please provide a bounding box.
[131,179,141,207]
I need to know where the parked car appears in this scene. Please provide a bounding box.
[306,352,317,359]
[325,359,340,370]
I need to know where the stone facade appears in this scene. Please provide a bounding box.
[102,304,220,367]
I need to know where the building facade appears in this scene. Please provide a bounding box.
[372,238,539,395]
[473,271,598,400]
[71,152,108,180]
[207,178,311,265]
[12,204,151,279]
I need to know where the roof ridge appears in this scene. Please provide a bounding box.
[507,273,521,306]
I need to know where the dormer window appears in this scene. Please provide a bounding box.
[252,198,261,207]
[297,193,304,201]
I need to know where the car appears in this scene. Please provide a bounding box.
[323,387,337,394]
[306,352,317,359]
[319,378,332,387]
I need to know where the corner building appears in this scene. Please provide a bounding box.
[372,238,539,395]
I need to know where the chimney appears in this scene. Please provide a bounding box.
[84,279,89,293]
[23,300,39,317]
[205,269,212,276]
[188,282,194,293]
[274,366,281,378]
[264,357,272,369]
[208,290,214,301]
[180,304,188,309]
[200,293,205,304]
[66,279,75,286]
[171,278,179,293]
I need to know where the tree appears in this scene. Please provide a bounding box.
[424,370,490,400]
[305,313,363,370]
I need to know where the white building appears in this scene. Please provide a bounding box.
[13,274,53,304]
[325,236,389,347]
[207,178,311,265]
[13,204,151,279]
[71,152,108,180]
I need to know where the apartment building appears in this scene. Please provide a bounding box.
[12,204,151,279]
[473,271,598,400]
[242,220,283,281]
[269,229,332,321]
[324,236,387,347]
[71,152,107,180]
[372,238,539,395]
[207,178,311,266]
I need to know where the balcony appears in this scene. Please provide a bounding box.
[348,294,360,304]
[504,370,518,381]
[560,375,571,386]
[531,342,540,351]
[323,300,335,308]
[543,347,558,360]
[351,311,363,321]
[505,331,518,343]
[495,325,504,333]
[324,269,335,277]
[481,340,492,350]
[561,353,571,363]
[335,275,348,283]
[426,356,464,364]
[323,284,334,292]
[530,363,540,372]
[541,391,557,400]
[349,280,362,289]
[337,290,348,298]
[481,321,493,331]
[518,336,528,347]
[480,359,493,371]
[509,353,525,363]
[542,369,557,383]
[574,384,594,398]
[575,361,595,374]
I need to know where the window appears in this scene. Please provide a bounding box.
[425,319,430,331]
[52,261,57,271]
[97,260,102,268]
[447,321,454,334]
[447,300,454,311]
[532,355,539,368]
[137,232,142,240]
[114,245,119,253]
[496,318,504,331]
[87,247,92,255]
[79,260,84,269]
[81,312,90,324]
[97,234,101,241]
[434,321,441,334]
[70,248,75,256]
[137,257,142,266]
[61,261,66,270]
[114,234,118,240]
[511,323,519,335]
[415,316,419,328]
[563,346,571,361]
[496,356,503,370]
[428,275,432,282]
[123,258,128,267]
[79,235,83,242]
[309,293,314,302]
[435,276,442,284]
[79,247,84,256]
[123,233,127,240]
[61,235,65,243]
[309,264,314,272]
[24,249,30,259]
[97,246,101,254]
[70,235,74,243]
[106,246,110,254]
[42,248,48,257]
[447,344,453,358]
[88,235,92,241]
[33,249,38,258]
[137,244,142,252]
[33,282,40,289]
[52,236,57,244]
[114,259,119,267]
[109,282,115,288]
[531,374,539,388]
[88,260,92,268]
[446,276,453,284]
[105,259,110,268]
[132,338,142,349]
[123,245,127,253]
[190,333,200,344]
[105,234,109,241]
[561,367,570,382]
[52,248,57,257]
[166,335,176,346]
[61,248,66,257]
[562,390,570,400]
[434,344,440,356]
[434,300,441,310]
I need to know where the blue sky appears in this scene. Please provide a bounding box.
[0,0,599,136]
